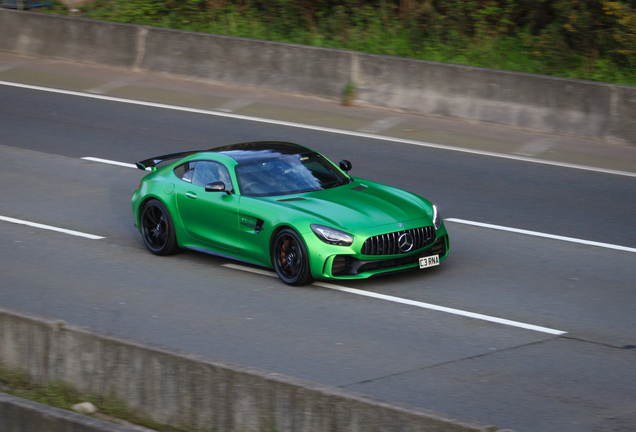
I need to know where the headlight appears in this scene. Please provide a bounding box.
[432,205,442,230]
[311,224,353,246]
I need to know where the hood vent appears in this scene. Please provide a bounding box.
[277,197,306,202]
[352,185,368,191]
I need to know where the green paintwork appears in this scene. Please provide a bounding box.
[132,146,449,281]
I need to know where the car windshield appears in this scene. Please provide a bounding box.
[236,152,350,197]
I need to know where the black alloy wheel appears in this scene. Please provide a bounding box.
[140,199,180,256]
[272,228,314,286]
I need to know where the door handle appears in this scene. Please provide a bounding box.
[185,192,197,199]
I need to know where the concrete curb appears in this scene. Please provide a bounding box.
[0,392,143,432]
[0,305,510,432]
[0,9,634,144]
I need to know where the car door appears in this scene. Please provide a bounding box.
[175,160,240,251]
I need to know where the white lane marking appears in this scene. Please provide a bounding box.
[0,215,105,240]
[223,264,278,278]
[2,80,635,179]
[81,157,139,169]
[446,218,636,253]
[221,263,566,335]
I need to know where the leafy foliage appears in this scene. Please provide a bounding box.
[45,0,636,85]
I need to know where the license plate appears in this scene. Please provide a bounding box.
[419,255,440,269]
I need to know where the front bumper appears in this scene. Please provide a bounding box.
[330,235,448,277]
[305,219,450,281]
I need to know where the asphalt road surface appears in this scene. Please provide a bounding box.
[1,55,635,432]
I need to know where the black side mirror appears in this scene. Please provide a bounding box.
[205,181,228,194]
[339,160,352,172]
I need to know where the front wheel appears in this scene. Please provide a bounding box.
[271,228,314,286]
[139,199,180,256]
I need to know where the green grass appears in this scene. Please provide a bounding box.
[0,367,197,432]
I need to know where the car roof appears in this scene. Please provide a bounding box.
[208,141,313,163]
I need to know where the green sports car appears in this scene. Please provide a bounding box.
[132,141,449,285]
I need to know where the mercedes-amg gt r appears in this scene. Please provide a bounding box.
[132,141,449,285]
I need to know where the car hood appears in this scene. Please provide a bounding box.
[271,180,431,230]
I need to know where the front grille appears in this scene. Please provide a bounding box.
[361,226,435,256]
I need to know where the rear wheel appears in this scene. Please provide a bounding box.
[272,228,313,286]
[140,199,180,256]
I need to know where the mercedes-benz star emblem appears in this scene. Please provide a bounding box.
[398,233,414,252]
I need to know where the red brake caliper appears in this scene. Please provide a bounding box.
[280,240,288,269]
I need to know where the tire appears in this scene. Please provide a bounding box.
[139,199,180,256]
[271,228,314,286]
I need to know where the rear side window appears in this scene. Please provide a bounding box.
[174,162,197,183]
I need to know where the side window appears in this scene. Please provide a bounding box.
[191,161,233,191]
[174,161,197,183]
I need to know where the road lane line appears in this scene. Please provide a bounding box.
[222,264,278,278]
[0,215,105,240]
[2,80,636,179]
[313,282,567,335]
[221,263,567,335]
[446,218,636,253]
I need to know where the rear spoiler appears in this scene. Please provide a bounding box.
[135,150,203,171]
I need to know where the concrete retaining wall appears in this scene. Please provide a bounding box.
[355,54,636,142]
[0,9,139,67]
[1,8,633,143]
[140,28,354,99]
[0,392,141,432]
[0,306,503,432]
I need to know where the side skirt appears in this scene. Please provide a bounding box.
[185,246,270,269]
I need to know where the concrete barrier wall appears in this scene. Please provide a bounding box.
[140,28,354,99]
[0,9,139,67]
[0,392,141,432]
[0,306,503,432]
[1,9,633,143]
[355,54,626,140]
